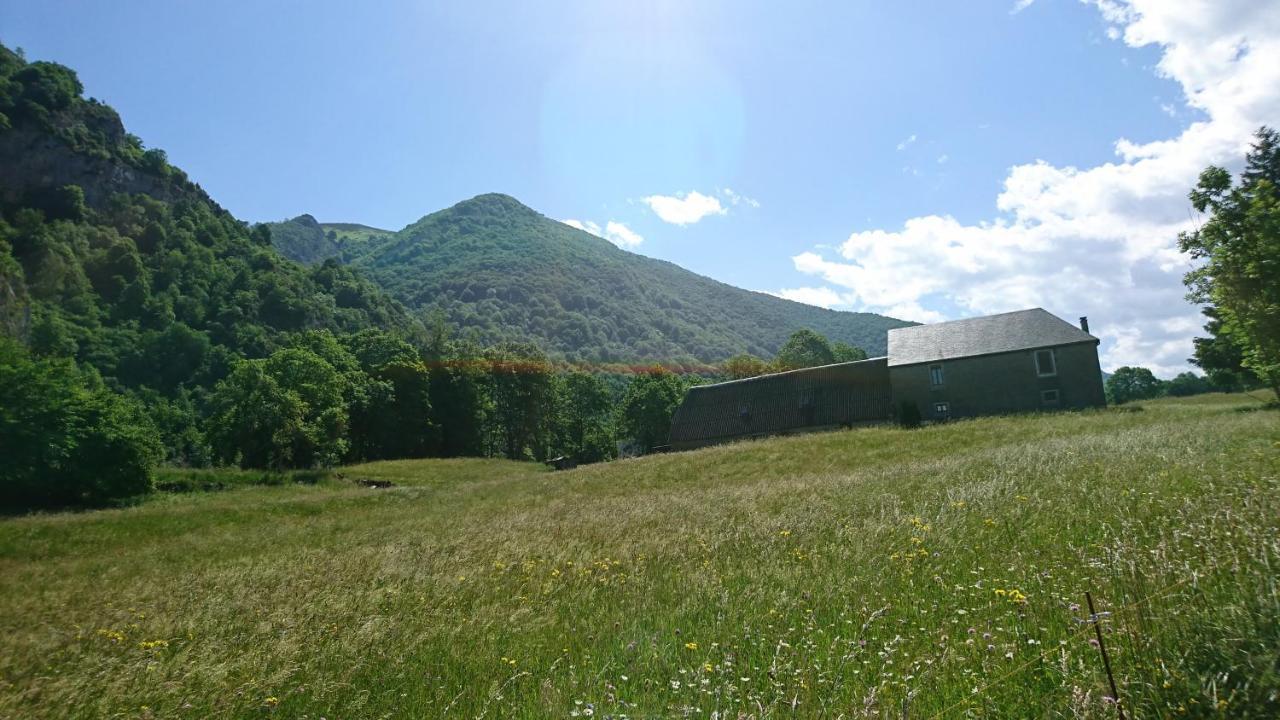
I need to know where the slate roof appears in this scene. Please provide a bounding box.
[886,308,1097,367]
[668,357,892,448]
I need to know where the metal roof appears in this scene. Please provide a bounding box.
[886,308,1097,367]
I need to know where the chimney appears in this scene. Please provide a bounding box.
[1079,316,1090,334]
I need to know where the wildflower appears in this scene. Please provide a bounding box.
[983,518,996,526]
[779,530,791,538]
[264,697,279,707]
[685,642,698,650]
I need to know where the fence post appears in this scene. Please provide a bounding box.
[1086,591,1126,720]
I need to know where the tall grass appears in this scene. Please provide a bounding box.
[0,394,1276,718]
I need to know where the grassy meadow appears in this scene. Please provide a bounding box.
[0,394,1277,718]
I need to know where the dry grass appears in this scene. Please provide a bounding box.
[0,394,1277,718]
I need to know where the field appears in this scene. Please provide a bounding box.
[0,395,1277,719]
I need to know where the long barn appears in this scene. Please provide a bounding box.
[668,308,1106,450]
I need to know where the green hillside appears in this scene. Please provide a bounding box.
[267,195,912,363]
[0,43,423,469]
[1,394,1276,717]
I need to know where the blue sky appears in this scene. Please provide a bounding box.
[4,1,1278,374]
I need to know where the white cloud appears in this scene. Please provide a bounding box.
[721,187,761,208]
[791,0,1280,376]
[1011,0,1037,15]
[562,218,600,235]
[561,218,645,248]
[937,154,949,164]
[771,286,849,309]
[642,191,727,226]
[896,133,917,151]
[603,220,644,248]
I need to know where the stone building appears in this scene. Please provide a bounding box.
[668,308,1105,450]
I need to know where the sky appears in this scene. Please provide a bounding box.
[3,0,1278,375]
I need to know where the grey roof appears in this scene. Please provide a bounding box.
[668,357,892,448]
[887,308,1097,367]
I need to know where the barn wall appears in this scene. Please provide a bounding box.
[889,341,1105,421]
[669,358,893,450]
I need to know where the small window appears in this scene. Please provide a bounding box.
[1034,349,1057,377]
[933,401,950,419]
[1040,389,1060,405]
[929,364,944,386]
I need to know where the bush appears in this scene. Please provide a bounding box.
[0,340,161,509]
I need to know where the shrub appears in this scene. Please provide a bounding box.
[0,339,161,509]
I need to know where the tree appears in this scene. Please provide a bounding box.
[723,353,770,380]
[205,360,307,470]
[1165,372,1212,397]
[13,60,83,114]
[484,342,554,460]
[369,360,435,459]
[551,371,615,463]
[616,369,688,453]
[1190,305,1262,392]
[205,348,349,469]
[0,339,160,508]
[832,342,868,363]
[1105,366,1164,405]
[1179,127,1280,399]
[774,329,836,371]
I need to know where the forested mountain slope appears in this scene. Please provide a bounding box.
[268,195,911,363]
[0,43,419,467]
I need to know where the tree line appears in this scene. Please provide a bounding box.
[1179,127,1280,401]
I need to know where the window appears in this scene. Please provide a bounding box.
[929,363,944,386]
[933,401,950,419]
[1040,389,1060,405]
[1034,348,1057,377]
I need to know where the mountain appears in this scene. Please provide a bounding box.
[267,195,911,363]
[0,44,417,434]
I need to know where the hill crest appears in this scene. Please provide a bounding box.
[267,194,912,363]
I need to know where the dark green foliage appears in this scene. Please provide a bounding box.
[427,354,489,458]
[484,342,555,460]
[1165,372,1212,397]
[205,359,307,470]
[1190,308,1260,391]
[774,328,837,370]
[723,352,770,380]
[367,361,435,459]
[1180,127,1280,398]
[552,372,616,464]
[11,60,83,117]
[23,185,86,222]
[898,400,922,429]
[0,339,160,509]
[1105,366,1165,405]
[267,194,910,364]
[152,466,330,493]
[832,341,869,363]
[616,369,692,453]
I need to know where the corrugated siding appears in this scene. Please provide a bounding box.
[669,358,892,447]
